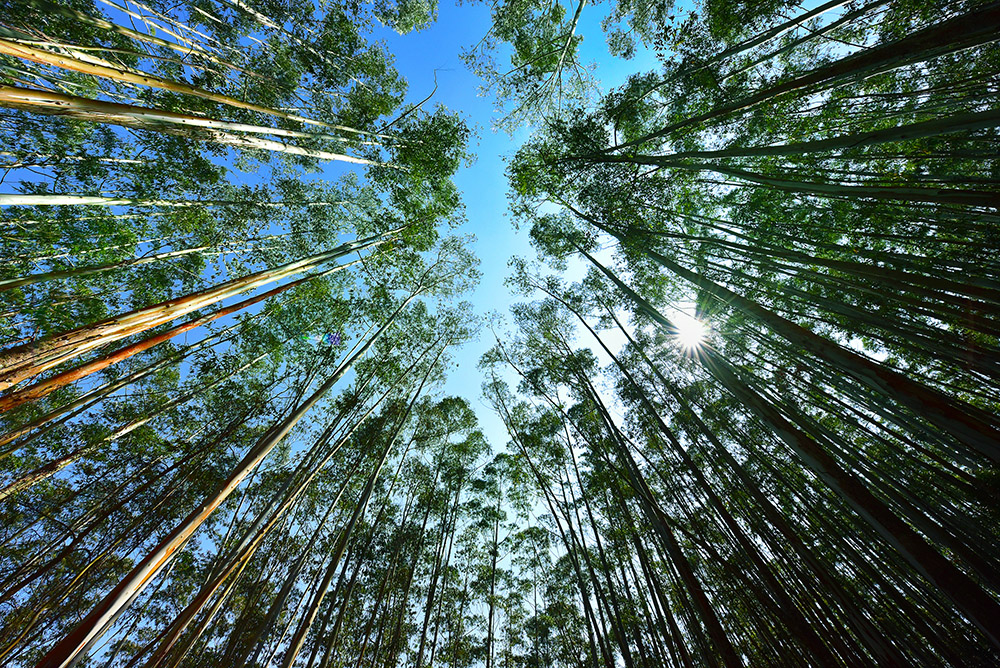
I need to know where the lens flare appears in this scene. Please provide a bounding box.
[674,314,708,351]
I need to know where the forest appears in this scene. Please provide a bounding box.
[0,0,998,666]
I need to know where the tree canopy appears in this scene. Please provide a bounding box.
[1,0,998,666]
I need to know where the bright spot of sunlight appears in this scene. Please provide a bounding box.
[673,312,708,351]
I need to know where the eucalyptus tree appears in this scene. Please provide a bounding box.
[464,452,531,668]
[460,0,756,129]
[490,0,1000,659]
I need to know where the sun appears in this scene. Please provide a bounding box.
[673,314,708,351]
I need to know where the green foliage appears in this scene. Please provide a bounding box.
[495,0,1000,664]
[376,0,440,33]
[1,1,999,667]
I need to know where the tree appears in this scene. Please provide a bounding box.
[2,0,998,666]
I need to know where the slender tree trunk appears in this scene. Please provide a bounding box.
[0,37,373,134]
[0,257,360,412]
[0,229,397,390]
[485,490,501,668]
[0,86,382,165]
[602,106,1000,161]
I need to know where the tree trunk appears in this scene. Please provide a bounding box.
[0,86,382,165]
[0,229,397,391]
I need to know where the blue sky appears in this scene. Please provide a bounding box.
[353,0,663,444]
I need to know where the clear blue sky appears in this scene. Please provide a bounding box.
[340,1,663,445]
